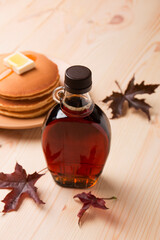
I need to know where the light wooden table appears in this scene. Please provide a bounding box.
[0,0,160,239]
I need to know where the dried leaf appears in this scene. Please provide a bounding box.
[74,191,116,225]
[103,76,159,120]
[0,163,45,213]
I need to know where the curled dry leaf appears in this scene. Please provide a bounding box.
[103,76,159,120]
[74,191,117,225]
[0,163,45,213]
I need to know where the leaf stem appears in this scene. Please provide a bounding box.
[103,196,117,200]
[38,167,48,174]
[115,81,123,94]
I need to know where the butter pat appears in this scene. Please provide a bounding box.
[3,52,35,75]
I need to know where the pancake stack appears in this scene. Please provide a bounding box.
[0,51,60,118]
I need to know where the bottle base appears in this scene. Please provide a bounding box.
[50,172,98,188]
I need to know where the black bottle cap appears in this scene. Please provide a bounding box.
[64,65,92,94]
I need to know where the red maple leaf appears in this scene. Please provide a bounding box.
[74,191,116,225]
[0,163,45,213]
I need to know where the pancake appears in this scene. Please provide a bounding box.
[0,93,53,112]
[8,78,59,100]
[0,81,59,112]
[0,101,56,119]
[0,51,59,100]
[0,51,60,119]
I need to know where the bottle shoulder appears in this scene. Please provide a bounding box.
[45,104,66,125]
[46,103,107,121]
[44,103,111,139]
[87,104,111,140]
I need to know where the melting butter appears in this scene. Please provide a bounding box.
[3,52,35,75]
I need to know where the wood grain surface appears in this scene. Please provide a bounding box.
[0,0,160,239]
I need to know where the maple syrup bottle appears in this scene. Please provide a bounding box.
[42,66,111,188]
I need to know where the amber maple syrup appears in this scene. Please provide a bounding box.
[42,66,111,188]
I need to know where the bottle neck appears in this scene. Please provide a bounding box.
[61,90,94,117]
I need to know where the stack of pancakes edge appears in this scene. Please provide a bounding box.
[0,51,60,118]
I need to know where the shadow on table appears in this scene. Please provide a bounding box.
[0,127,42,146]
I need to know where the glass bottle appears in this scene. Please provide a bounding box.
[42,65,111,188]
